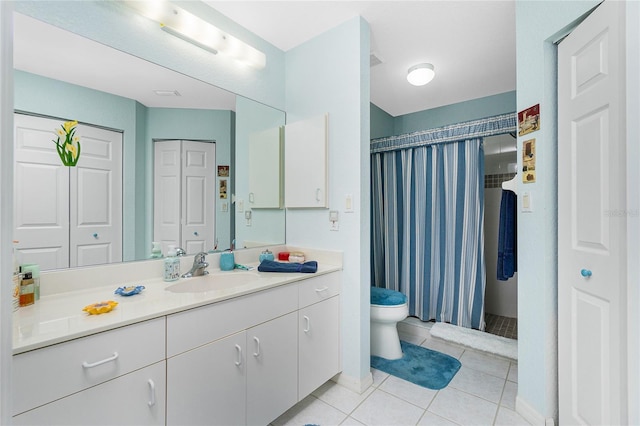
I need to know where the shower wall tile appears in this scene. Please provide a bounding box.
[484,172,516,189]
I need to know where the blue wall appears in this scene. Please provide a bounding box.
[392,91,516,135]
[370,103,394,139]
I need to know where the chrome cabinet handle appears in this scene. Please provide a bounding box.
[235,344,242,366]
[316,188,321,202]
[253,337,260,357]
[303,315,311,333]
[147,379,156,407]
[194,231,199,236]
[93,233,98,239]
[580,269,593,278]
[82,352,119,368]
[315,286,329,293]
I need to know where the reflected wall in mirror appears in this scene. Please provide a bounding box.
[12,11,285,271]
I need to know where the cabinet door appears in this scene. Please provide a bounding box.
[284,114,328,208]
[246,312,298,425]
[167,331,246,426]
[299,296,341,399]
[13,361,166,426]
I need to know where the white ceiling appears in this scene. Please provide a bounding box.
[205,1,516,117]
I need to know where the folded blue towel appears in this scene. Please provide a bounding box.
[258,259,318,273]
[497,189,517,280]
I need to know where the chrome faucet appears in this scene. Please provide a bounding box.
[181,252,209,278]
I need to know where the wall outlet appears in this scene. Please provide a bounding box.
[329,210,339,231]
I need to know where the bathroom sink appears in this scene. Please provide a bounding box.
[165,272,261,293]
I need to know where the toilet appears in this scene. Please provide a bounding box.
[370,286,409,360]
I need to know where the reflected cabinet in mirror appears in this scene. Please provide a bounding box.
[12,11,285,271]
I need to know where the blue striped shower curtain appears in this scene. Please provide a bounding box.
[371,138,486,330]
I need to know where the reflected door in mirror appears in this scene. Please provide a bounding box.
[14,114,123,270]
[154,140,216,255]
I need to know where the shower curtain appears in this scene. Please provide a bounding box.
[370,113,517,330]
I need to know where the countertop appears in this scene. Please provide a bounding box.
[13,262,341,355]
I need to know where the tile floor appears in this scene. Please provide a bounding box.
[484,314,518,340]
[272,319,529,426]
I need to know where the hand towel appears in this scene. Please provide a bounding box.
[257,259,318,273]
[497,189,517,280]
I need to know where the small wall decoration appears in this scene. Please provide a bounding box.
[52,120,81,166]
[217,165,229,177]
[522,138,536,183]
[518,104,540,136]
[219,179,228,199]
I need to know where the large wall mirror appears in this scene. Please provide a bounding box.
[13,10,286,271]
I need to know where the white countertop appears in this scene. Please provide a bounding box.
[13,262,341,355]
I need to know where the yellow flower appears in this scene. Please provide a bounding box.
[62,120,78,134]
[56,128,65,137]
[66,143,78,159]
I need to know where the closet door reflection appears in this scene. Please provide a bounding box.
[14,113,123,270]
[153,140,216,256]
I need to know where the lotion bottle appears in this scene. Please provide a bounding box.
[164,245,180,282]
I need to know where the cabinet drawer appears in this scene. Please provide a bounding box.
[298,272,341,308]
[167,283,298,357]
[14,361,166,426]
[13,317,165,416]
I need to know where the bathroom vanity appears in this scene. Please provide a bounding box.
[11,247,342,426]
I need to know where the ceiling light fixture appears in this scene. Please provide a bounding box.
[122,1,266,69]
[407,63,435,86]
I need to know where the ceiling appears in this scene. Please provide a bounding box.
[205,1,516,117]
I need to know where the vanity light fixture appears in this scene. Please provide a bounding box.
[122,0,266,69]
[407,63,435,86]
[153,90,181,96]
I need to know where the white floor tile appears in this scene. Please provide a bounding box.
[500,380,517,410]
[459,349,510,379]
[402,317,435,330]
[351,389,425,426]
[420,337,465,359]
[448,365,506,403]
[428,387,498,426]
[399,331,427,346]
[371,368,390,387]
[312,380,375,414]
[507,363,518,383]
[340,416,367,426]
[272,395,347,426]
[494,407,531,425]
[417,411,458,426]
[378,375,438,409]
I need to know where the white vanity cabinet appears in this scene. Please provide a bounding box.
[12,317,166,425]
[298,274,341,398]
[166,283,299,426]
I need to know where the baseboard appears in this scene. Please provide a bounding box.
[516,396,555,426]
[332,371,374,394]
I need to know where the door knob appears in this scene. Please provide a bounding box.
[580,269,592,278]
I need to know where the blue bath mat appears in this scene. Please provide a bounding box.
[371,341,461,390]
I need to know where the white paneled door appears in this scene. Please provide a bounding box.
[14,114,122,270]
[558,1,627,424]
[153,140,215,255]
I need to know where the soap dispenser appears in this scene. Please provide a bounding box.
[163,245,180,282]
[259,249,274,263]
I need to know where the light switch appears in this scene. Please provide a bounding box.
[245,210,252,226]
[345,194,354,213]
[237,200,244,213]
[522,191,533,212]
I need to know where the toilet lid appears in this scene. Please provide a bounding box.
[370,287,407,306]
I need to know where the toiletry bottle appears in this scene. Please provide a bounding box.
[21,264,40,301]
[12,241,20,311]
[164,245,180,282]
[151,241,163,258]
[19,271,35,307]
